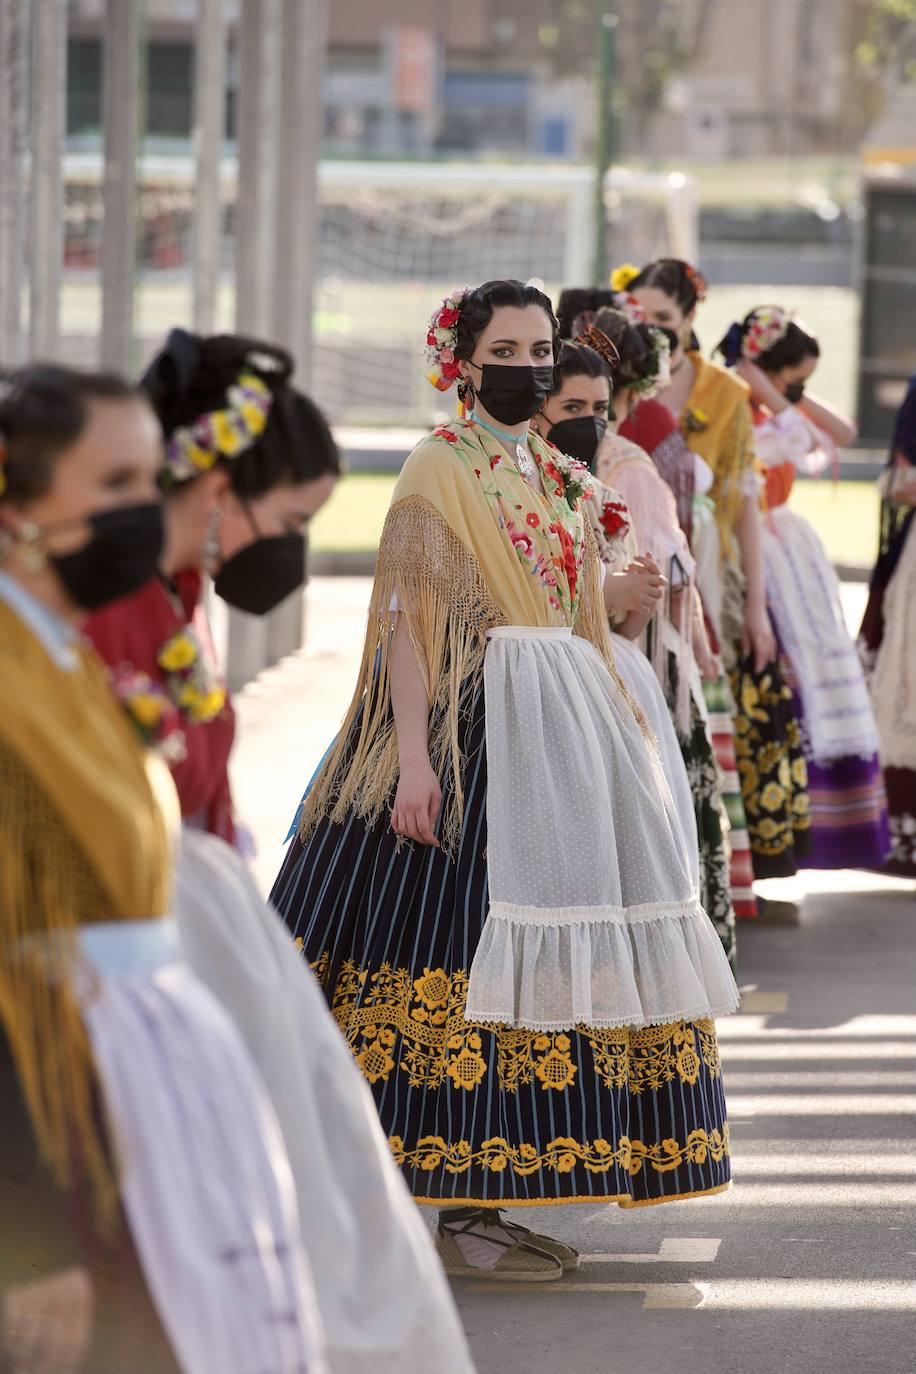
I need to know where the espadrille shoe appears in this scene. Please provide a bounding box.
[436,1209,563,1282]
[500,1217,580,1272]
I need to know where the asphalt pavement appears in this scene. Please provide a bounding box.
[232,577,916,1374]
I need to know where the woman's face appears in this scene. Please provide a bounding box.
[631,286,695,356]
[219,471,338,563]
[767,354,818,396]
[535,371,611,433]
[2,396,162,563]
[459,304,555,380]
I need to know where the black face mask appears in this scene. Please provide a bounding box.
[470,363,555,426]
[547,415,608,469]
[50,503,164,611]
[784,382,806,405]
[213,504,306,616]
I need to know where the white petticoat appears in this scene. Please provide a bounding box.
[177,830,476,1374]
[610,634,699,889]
[77,920,328,1374]
[464,627,739,1033]
[764,507,881,765]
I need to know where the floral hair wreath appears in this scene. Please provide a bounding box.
[632,327,673,400]
[162,369,274,489]
[720,306,793,368]
[425,286,472,392]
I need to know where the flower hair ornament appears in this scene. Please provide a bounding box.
[575,324,621,372]
[162,370,274,489]
[424,286,472,392]
[683,262,709,304]
[610,263,640,294]
[633,327,673,400]
[719,306,793,368]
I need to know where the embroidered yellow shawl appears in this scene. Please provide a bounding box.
[299,418,618,852]
[683,352,755,565]
[0,600,176,1226]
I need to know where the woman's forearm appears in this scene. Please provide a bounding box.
[390,618,430,766]
[798,395,857,448]
[736,492,767,609]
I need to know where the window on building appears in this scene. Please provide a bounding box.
[147,42,193,138]
[68,38,103,136]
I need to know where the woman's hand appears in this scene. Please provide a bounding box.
[743,598,777,673]
[735,359,788,413]
[2,1267,94,1374]
[391,757,442,847]
[604,557,666,620]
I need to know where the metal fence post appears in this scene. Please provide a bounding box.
[29,0,65,359]
[228,0,282,683]
[100,0,142,372]
[264,0,328,668]
[192,0,226,335]
[0,0,29,365]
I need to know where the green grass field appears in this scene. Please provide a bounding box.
[311,473,881,571]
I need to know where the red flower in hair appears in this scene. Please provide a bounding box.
[437,306,460,328]
[440,360,461,382]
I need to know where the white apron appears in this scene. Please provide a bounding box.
[76,919,328,1374]
[465,627,739,1033]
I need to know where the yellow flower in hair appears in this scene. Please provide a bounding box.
[187,440,215,473]
[610,263,640,293]
[212,409,245,458]
[239,399,268,433]
[158,632,198,672]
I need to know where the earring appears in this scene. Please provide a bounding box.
[19,521,47,573]
[457,376,475,407]
[204,507,222,573]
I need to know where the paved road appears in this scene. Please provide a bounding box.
[232,578,916,1374]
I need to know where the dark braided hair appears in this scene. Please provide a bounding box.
[555,287,618,341]
[550,340,613,395]
[142,329,340,497]
[0,364,141,502]
[715,310,820,372]
[591,308,671,391]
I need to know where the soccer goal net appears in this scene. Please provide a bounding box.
[59,157,697,427]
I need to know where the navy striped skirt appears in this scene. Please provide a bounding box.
[271,683,730,1208]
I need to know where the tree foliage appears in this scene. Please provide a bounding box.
[857,0,916,82]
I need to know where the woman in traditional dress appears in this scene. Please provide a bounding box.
[859,374,916,878]
[272,279,739,1283]
[0,365,325,1374]
[627,259,812,898]
[85,330,339,848]
[529,338,703,938]
[715,308,889,871]
[576,309,737,967]
[84,333,476,1374]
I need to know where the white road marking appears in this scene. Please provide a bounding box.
[582,1238,721,1265]
[465,1279,916,1310]
[739,991,789,1013]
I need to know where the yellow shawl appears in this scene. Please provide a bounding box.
[0,599,176,1226]
[683,352,755,565]
[299,418,619,852]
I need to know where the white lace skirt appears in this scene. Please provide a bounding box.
[464,627,739,1033]
[610,633,699,889]
[77,919,327,1374]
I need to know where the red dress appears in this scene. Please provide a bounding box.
[85,574,236,845]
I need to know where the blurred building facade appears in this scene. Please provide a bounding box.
[64,0,887,162]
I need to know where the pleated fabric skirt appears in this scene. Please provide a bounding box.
[271,681,732,1209]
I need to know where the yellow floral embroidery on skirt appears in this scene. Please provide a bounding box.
[314,957,722,1096]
